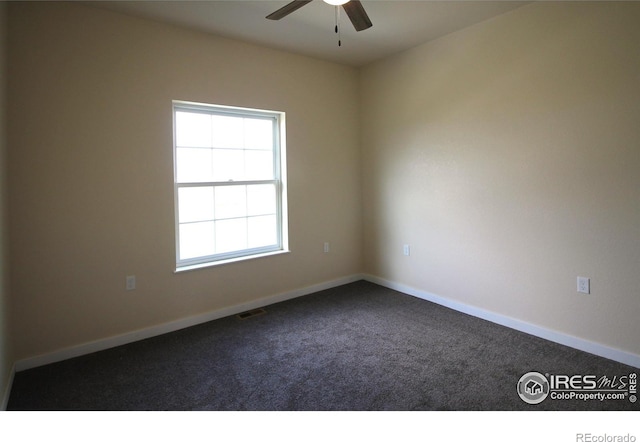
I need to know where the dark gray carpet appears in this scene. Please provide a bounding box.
[7,281,639,410]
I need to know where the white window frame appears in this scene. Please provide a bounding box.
[173,100,288,271]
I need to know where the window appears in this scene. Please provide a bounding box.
[173,101,287,270]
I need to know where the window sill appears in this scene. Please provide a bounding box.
[175,249,290,273]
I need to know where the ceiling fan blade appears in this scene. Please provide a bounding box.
[266,0,314,21]
[342,0,373,31]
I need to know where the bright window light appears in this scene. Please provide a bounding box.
[173,101,288,270]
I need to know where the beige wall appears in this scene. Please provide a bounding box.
[6,1,640,368]
[8,2,362,361]
[0,0,12,406]
[361,2,640,356]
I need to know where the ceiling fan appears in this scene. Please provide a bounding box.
[266,0,373,32]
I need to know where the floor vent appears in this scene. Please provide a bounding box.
[236,308,267,320]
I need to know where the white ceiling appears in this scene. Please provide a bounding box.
[88,0,530,67]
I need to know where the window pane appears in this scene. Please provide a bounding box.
[245,150,274,180]
[244,118,273,150]
[178,187,214,223]
[248,215,277,248]
[212,115,244,149]
[214,185,247,219]
[212,149,244,181]
[247,184,276,216]
[215,218,247,253]
[174,102,285,267]
[176,112,212,148]
[176,148,213,183]
[179,221,215,260]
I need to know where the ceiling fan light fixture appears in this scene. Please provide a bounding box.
[267,0,371,33]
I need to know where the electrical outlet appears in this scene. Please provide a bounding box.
[323,242,330,253]
[577,276,590,294]
[126,275,136,291]
[403,244,410,256]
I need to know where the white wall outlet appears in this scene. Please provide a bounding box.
[323,242,330,253]
[126,275,136,291]
[577,276,590,294]
[403,244,410,256]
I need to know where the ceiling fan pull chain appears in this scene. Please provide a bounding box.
[335,6,342,47]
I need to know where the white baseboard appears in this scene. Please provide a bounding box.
[15,274,363,372]
[15,273,639,374]
[1,363,15,411]
[363,274,640,369]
